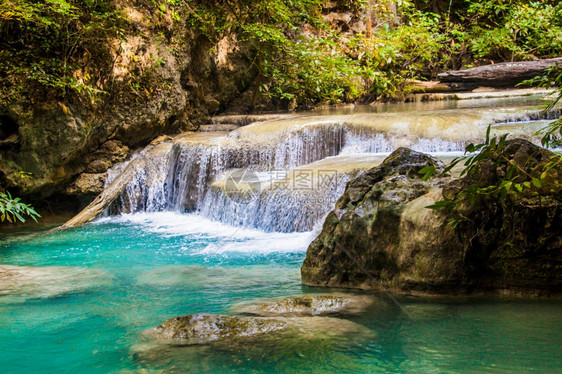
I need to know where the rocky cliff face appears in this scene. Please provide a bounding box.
[0,1,371,209]
[0,1,258,206]
[301,141,561,295]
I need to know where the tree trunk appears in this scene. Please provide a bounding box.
[53,158,140,230]
[438,58,562,88]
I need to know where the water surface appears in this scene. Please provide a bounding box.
[1,95,560,373]
[1,213,560,373]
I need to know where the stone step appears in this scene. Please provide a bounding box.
[198,124,240,132]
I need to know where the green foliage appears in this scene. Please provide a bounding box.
[0,190,40,223]
[1,0,561,107]
[464,1,562,61]
[0,0,125,101]
[178,0,368,105]
[427,126,561,215]
[521,64,562,148]
[539,119,562,149]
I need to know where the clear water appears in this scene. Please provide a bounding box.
[1,213,560,373]
[2,94,561,373]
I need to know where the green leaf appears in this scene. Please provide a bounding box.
[426,200,455,210]
[418,165,436,181]
[532,178,542,188]
[502,181,512,192]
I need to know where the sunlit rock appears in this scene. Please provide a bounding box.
[231,294,375,316]
[145,313,288,346]
[143,313,367,345]
[133,313,370,371]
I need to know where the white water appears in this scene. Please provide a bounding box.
[95,212,314,254]
[102,97,558,234]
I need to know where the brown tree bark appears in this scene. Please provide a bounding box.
[438,58,562,88]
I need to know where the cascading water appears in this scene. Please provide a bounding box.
[4,94,561,374]
[101,96,560,233]
[199,154,385,232]
[105,124,347,215]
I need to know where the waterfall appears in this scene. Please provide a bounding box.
[105,124,347,215]
[100,98,559,233]
[198,163,361,233]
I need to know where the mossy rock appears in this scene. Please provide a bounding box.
[301,142,562,295]
[145,313,288,346]
[231,294,375,317]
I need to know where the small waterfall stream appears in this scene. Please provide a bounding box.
[102,96,559,232]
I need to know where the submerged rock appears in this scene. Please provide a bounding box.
[301,141,561,295]
[231,294,374,316]
[136,265,299,289]
[142,313,365,347]
[146,313,288,346]
[0,265,111,302]
[134,314,370,371]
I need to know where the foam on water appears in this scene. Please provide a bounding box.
[95,212,313,254]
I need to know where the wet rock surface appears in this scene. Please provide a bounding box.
[134,312,370,371]
[138,310,369,363]
[301,142,561,295]
[139,292,373,357]
[0,264,111,302]
[146,313,288,346]
[231,294,374,316]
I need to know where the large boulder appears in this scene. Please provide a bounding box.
[301,141,561,295]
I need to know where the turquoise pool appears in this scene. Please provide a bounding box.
[0,213,560,373]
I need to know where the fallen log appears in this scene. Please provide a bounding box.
[438,57,562,88]
[53,158,141,230]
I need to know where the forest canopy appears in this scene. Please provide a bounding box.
[0,0,561,105]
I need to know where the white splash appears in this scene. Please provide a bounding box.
[94,212,314,254]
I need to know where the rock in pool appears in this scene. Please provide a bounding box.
[144,313,288,346]
[0,264,112,302]
[231,294,375,317]
[141,312,368,348]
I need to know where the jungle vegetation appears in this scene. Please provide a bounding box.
[0,0,561,222]
[1,0,560,106]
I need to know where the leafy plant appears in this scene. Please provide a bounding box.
[520,64,562,148]
[0,190,40,223]
[0,0,125,102]
[420,125,561,219]
[463,0,562,61]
